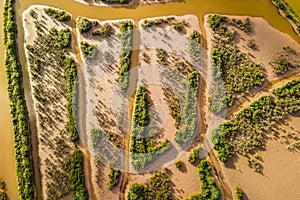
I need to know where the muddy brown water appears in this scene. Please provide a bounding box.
[0,0,300,199]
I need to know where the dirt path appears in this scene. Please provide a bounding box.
[71,17,98,200]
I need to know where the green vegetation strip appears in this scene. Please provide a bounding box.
[70,148,89,200]
[175,71,200,144]
[127,169,171,200]
[272,0,300,34]
[186,160,221,200]
[131,87,171,170]
[118,21,133,91]
[3,0,34,199]
[212,78,300,164]
[64,58,79,141]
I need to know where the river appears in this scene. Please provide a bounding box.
[0,0,299,199]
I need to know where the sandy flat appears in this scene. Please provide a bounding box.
[204,14,300,200]
[23,5,76,199]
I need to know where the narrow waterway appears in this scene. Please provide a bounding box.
[0,0,300,199]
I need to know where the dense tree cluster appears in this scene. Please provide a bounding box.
[80,41,97,59]
[44,8,71,21]
[189,30,202,65]
[128,169,172,200]
[131,87,171,170]
[58,28,71,48]
[77,17,93,33]
[272,0,300,34]
[118,20,133,91]
[208,15,265,114]
[70,148,89,200]
[186,160,221,200]
[212,78,300,166]
[3,0,34,198]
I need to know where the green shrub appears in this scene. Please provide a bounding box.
[0,191,6,200]
[234,186,243,200]
[80,41,97,59]
[44,8,70,21]
[108,168,121,189]
[92,23,112,38]
[127,183,146,200]
[77,17,92,33]
[188,146,202,164]
[175,160,183,168]
[173,22,183,32]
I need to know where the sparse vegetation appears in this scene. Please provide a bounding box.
[118,21,133,91]
[186,160,221,200]
[44,8,71,21]
[162,87,181,128]
[208,15,264,114]
[3,0,34,198]
[271,56,294,75]
[77,17,93,33]
[80,41,97,60]
[230,18,252,34]
[212,78,300,166]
